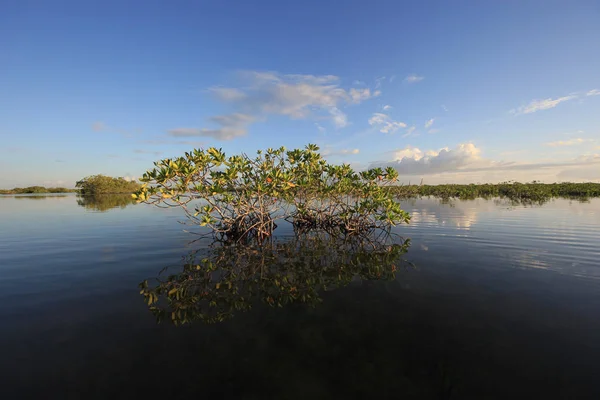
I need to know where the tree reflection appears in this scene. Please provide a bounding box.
[11,195,68,200]
[140,232,411,325]
[76,194,137,212]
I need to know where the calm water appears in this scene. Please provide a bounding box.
[1,194,599,399]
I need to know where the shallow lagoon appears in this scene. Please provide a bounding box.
[1,194,599,398]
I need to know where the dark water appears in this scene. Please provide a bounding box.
[1,194,599,399]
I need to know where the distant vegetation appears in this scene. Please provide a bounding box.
[1,175,141,196]
[76,175,141,195]
[388,182,600,203]
[4,173,598,209]
[0,186,77,195]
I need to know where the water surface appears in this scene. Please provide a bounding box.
[1,194,599,399]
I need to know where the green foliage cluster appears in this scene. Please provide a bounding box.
[0,186,76,194]
[139,232,410,325]
[388,181,600,203]
[134,144,410,241]
[76,174,141,195]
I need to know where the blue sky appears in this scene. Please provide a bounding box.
[1,0,599,187]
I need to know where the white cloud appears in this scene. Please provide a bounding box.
[441,104,449,112]
[383,105,393,111]
[210,113,255,127]
[349,88,379,103]
[133,149,162,156]
[168,127,245,141]
[424,118,434,129]
[315,123,326,134]
[375,76,386,89]
[342,148,360,155]
[545,138,592,147]
[322,148,360,156]
[563,130,585,136]
[556,165,600,180]
[368,113,386,125]
[428,129,440,134]
[177,141,206,147]
[392,146,434,161]
[404,74,424,84]
[402,126,417,138]
[285,74,339,85]
[198,71,378,131]
[587,89,600,96]
[575,153,600,163]
[510,95,577,115]
[168,113,255,141]
[368,113,407,134]
[168,128,204,137]
[372,143,484,175]
[371,143,600,183]
[139,139,172,145]
[209,87,247,101]
[329,107,348,128]
[389,75,396,83]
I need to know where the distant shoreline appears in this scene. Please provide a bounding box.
[3,182,600,201]
[387,182,600,201]
[0,186,79,195]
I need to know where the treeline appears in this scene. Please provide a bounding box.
[388,182,600,202]
[0,186,78,195]
[76,175,141,195]
[2,175,141,195]
[4,179,599,203]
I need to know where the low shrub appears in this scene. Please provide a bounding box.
[134,144,410,242]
